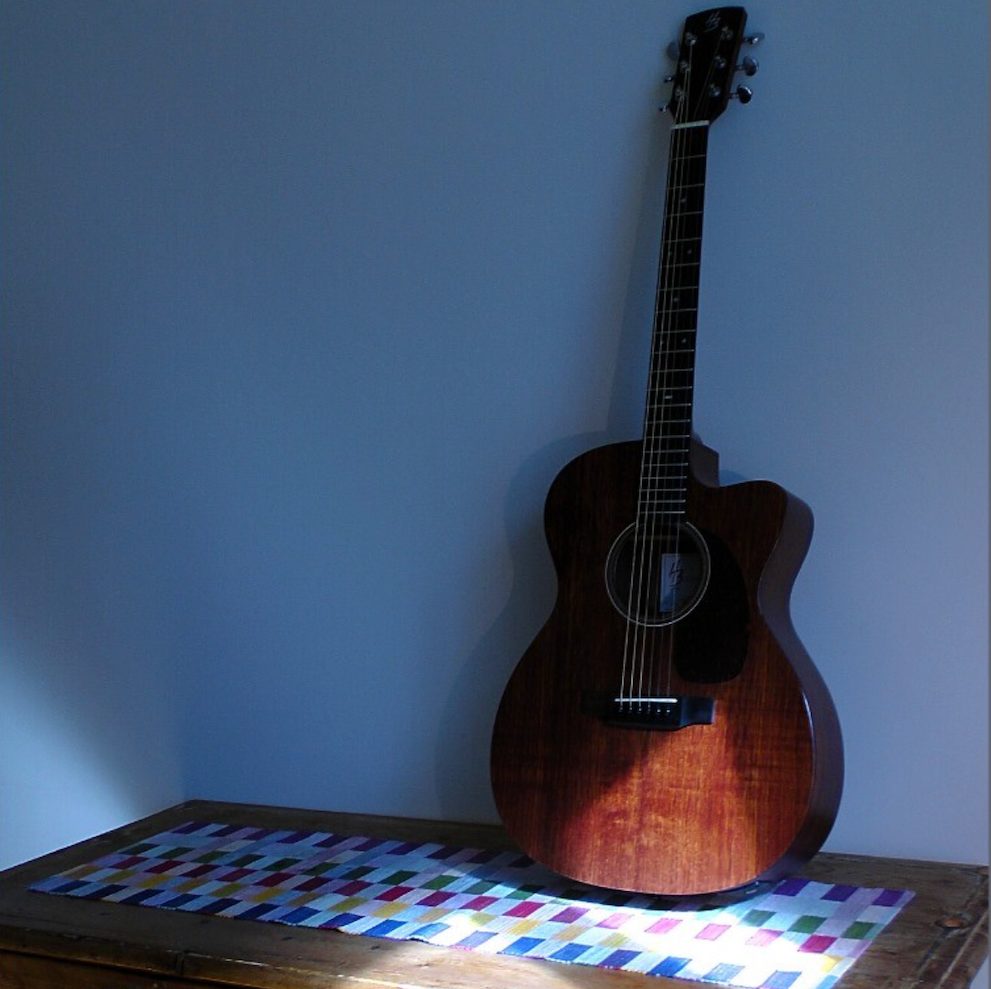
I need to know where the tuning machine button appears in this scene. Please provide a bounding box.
[666,41,680,60]
[744,31,765,45]
[737,55,759,76]
[730,85,754,104]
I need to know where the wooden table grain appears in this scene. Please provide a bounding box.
[0,800,986,989]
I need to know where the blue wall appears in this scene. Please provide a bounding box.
[2,1,987,964]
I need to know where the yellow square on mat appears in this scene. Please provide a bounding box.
[417,907,453,924]
[506,918,541,936]
[549,922,594,941]
[212,883,250,900]
[177,878,211,894]
[467,912,499,928]
[137,875,170,890]
[248,887,292,904]
[600,931,634,949]
[372,901,411,919]
[330,896,367,913]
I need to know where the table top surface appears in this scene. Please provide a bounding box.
[0,800,986,989]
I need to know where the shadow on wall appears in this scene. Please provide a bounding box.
[431,431,607,823]
[0,620,183,869]
[428,112,677,824]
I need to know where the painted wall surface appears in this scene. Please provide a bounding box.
[2,2,987,979]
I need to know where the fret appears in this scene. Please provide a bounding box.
[658,271,702,291]
[657,288,700,309]
[653,311,698,333]
[662,218,704,241]
[648,356,694,372]
[646,370,693,390]
[646,416,691,426]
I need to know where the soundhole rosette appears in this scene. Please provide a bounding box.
[605,520,711,627]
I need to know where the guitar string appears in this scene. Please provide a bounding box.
[662,43,716,698]
[624,24,736,707]
[653,46,696,702]
[629,45,694,707]
[622,47,691,705]
[643,91,686,701]
[656,37,722,699]
[621,80,684,707]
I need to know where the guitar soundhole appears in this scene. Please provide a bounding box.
[604,520,711,627]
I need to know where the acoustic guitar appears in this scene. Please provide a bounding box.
[490,6,843,899]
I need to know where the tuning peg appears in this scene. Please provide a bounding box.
[737,55,759,76]
[744,31,765,46]
[666,41,680,60]
[730,85,754,104]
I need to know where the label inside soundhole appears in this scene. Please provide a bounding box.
[605,521,711,626]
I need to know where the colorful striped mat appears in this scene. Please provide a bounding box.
[31,820,912,988]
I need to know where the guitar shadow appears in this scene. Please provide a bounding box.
[431,430,605,823]
[431,101,676,824]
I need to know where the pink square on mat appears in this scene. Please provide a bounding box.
[596,911,631,930]
[800,934,838,953]
[645,916,682,935]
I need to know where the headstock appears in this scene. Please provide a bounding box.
[664,7,757,125]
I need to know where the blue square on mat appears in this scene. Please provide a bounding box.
[502,936,544,956]
[550,943,590,963]
[650,956,691,977]
[762,972,800,988]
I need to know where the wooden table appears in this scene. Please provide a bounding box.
[0,800,986,989]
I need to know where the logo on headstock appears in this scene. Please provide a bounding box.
[704,11,722,32]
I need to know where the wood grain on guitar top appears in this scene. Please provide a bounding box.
[490,439,843,897]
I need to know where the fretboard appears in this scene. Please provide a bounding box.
[638,122,710,520]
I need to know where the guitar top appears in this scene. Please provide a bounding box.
[489,7,842,899]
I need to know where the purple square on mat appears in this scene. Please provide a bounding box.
[774,878,810,896]
[823,884,857,901]
[550,906,588,924]
[428,845,462,860]
[873,888,904,906]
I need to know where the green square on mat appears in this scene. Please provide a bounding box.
[789,914,825,934]
[742,909,776,927]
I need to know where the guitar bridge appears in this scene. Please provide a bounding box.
[583,693,715,731]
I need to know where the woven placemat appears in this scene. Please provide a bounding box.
[31,820,913,988]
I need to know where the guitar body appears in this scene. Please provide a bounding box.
[490,438,843,896]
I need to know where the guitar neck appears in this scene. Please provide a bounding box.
[640,122,710,520]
